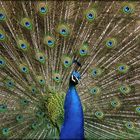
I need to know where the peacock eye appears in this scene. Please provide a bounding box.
[48,40,53,45]
[40,79,44,83]
[108,41,112,46]
[0,12,6,21]
[38,3,48,15]
[36,52,46,64]
[117,64,129,74]
[37,76,45,85]
[21,18,33,30]
[124,6,130,13]
[60,29,67,35]
[2,128,9,136]
[85,9,96,22]
[25,21,30,27]
[64,61,68,64]
[57,24,70,37]
[95,111,104,120]
[0,33,4,39]
[90,86,101,96]
[44,35,55,48]
[0,13,4,18]
[125,6,129,12]
[2,106,5,109]
[19,64,29,74]
[81,50,85,53]
[53,72,61,83]
[0,30,6,41]
[8,82,11,85]
[40,7,46,13]
[79,49,87,56]
[21,44,26,49]
[22,67,26,71]
[119,66,124,70]
[119,84,131,95]
[135,106,140,114]
[122,4,134,14]
[40,56,43,60]
[88,13,93,19]
[62,55,72,68]
[0,57,6,68]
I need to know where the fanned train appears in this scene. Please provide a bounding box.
[0,0,140,139]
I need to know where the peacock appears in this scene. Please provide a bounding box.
[0,0,140,139]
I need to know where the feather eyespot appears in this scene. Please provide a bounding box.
[2,128,9,136]
[37,76,45,86]
[19,64,29,74]
[123,6,133,14]
[91,68,102,78]
[79,43,89,57]
[53,72,62,83]
[4,78,15,90]
[125,122,134,130]
[0,104,7,112]
[0,11,6,21]
[0,30,5,41]
[85,9,97,22]
[20,99,29,106]
[90,86,101,95]
[30,86,37,94]
[122,3,134,14]
[16,115,24,122]
[135,106,140,115]
[119,84,131,95]
[105,38,117,49]
[110,98,121,108]
[36,52,46,64]
[57,24,70,37]
[21,18,33,30]
[38,3,48,15]
[62,55,72,68]
[44,35,55,48]
[117,64,129,74]
[17,40,29,51]
[0,57,6,68]
[95,111,104,120]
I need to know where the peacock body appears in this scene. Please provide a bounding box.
[0,0,140,139]
[60,70,84,139]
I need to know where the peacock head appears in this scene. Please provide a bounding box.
[70,70,81,85]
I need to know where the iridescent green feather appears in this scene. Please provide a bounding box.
[84,8,97,22]
[0,10,6,22]
[38,3,49,15]
[44,35,56,48]
[57,24,70,37]
[0,30,6,42]
[0,56,6,68]
[62,55,72,68]
[4,77,15,90]
[17,39,30,51]
[21,18,33,30]
[95,111,104,120]
[0,104,7,113]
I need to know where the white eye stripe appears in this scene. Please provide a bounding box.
[72,75,79,83]
[72,75,76,82]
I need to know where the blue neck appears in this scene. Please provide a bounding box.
[60,82,84,139]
